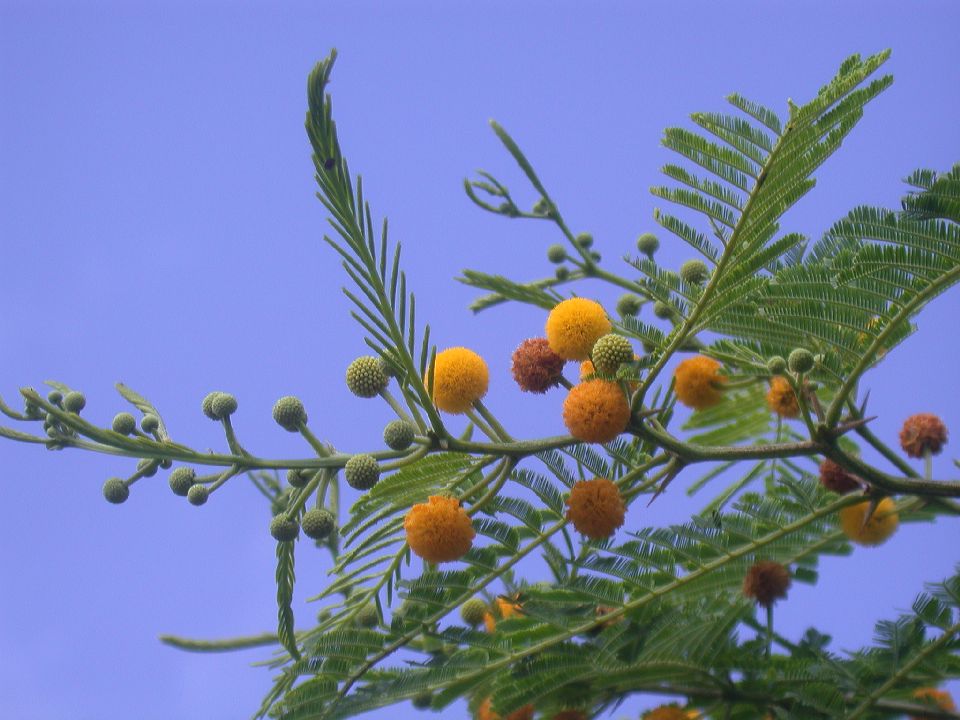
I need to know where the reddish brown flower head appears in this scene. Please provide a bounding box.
[565,478,626,539]
[899,413,948,458]
[742,561,791,608]
[511,337,566,393]
[552,711,589,720]
[818,459,860,495]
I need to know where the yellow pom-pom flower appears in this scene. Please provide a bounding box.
[429,347,489,414]
[643,706,690,720]
[562,380,631,444]
[673,356,725,410]
[565,478,626,539]
[839,497,899,547]
[766,376,800,418]
[546,297,611,361]
[404,495,475,563]
[910,687,956,719]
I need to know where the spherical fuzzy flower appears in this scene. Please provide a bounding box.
[565,478,626,539]
[575,232,594,249]
[201,391,222,420]
[511,338,566,393]
[643,706,688,720]
[637,232,660,257]
[63,391,86,413]
[899,413,948,458]
[592,334,633,374]
[839,497,899,547]
[111,412,137,435]
[680,259,710,284]
[383,419,416,450]
[546,298,612,361]
[430,347,490,414]
[102,477,129,504]
[546,244,567,263]
[141,414,161,434]
[766,376,800,418]
[187,484,209,506]
[742,561,792,608]
[674,356,725,410]
[286,468,311,488]
[346,356,390,398]
[787,348,815,374]
[168,467,196,497]
[767,356,787,375]
[301,508,336,540]
[818,459,860,495]
[210,393,237,419]
[270,514,300,543]
[404,495,475,563]
[552,711,588,720]
[616,293,642,317]
[910,687,956,719]
[562,381,631,444]
[478,697,535,720]
[345,454,380,490]
[460,598,489,626]
[273,396,308,431]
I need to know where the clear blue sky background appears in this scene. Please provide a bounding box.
[2,2,959,719]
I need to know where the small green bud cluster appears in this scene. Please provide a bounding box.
[383,419,415,451]
[653,301,675,320]
[555,267,570,281]
[546,244,566,264]
[532,198,551,215]
[355,603,379,628]
[47,391,63,406]
[270,514,300,543]
[102,477,129,504]
[592,334,633,374]
[63,391,86,414]
[345,454,380,490]
[286,468,312,488]
[788,348,815,374]
[187,484,209,506]
[112,412,137,435]
[575,232,594,249]
[637,232,659,257]
[616,293,641,317]
[202,391,237,421]
[412,693,433,710]
[459,597,488,626]
[680,259,710,285]
[346,356,390,398]
[301,508,336,540]
[141,414,160,434]
[767,356,788,375]
[273,396,307,432]
[168,467,197,496]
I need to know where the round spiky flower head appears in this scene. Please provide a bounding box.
[818,459,860,494]
[575,232,594,249]
[643,706,688,720]
[562,380,631,444]
[102,477,129,504]
[788,348,815,374]
[546,298,612,361]
[345,454,380,490]
[478,697,535,720]
[63,391,86,413]
[766,376,800,418]
[430,347,489,414]
[273,396,307,432]
[301,508,336,540]
[767,355,787,375]
[383,419,416,450]
[591,334,633,374]
[616,293,642,317]
[637,232,659,257]
[201,391,221,420]
[212,393,238,419]
[356,603,379,627]
[910,688,956,719]
[839,497,899,546]
[680,259,710,284]
[546,244,567,264]
[168,467,196,497]
[742,560,791,608]
[270,514,299,543]
[899,413,948,458]
[653,301,675,320]
[460,597,489,626]
[187,484,209,506]
[141,414,160,434]
[286,468,311,488]
[404,495,475,563]
[111,412,136,435]
[511,337,565,394]
[346,356,390,398]
[674,356,725,410]
[565,478,626,539]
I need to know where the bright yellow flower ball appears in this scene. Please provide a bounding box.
[546,297,611,361]
[429,347,489,414]
[839,497,899,547]
[673,356,725,410]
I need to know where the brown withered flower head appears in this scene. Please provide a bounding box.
[742,561,791,608]
[899,413,948,458]
[818,459,860,494]
[511,337,566,393]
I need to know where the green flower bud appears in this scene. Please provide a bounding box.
[767,356,788,375]
[168,467,196,496]
[137,458,158,477]
[590,251,602,262]
[637,232,659,257]
[210,393,237,419]
[355,603,379,628]
[555,266,570,281]
[201,392,221,420]
[680,259,710,285]
[47,391,63,406]
[159,458,172,469]
[140,414,160,434]
[112,412,137,435]
[616,293,642,317]
[63,391,86,413]
[301,508,336,540]
[346,356,390,398]
[273,396,307,432]
[546,244,567,264]
[459,598,488,626]
[102,477,129,504]
[592,334,634,374]
[788,348,815,374]
[575,232,594,249]
[270,514,300,543]
[412,693,433,710]
[532,198,551,215]
[187,484,209,506]
[383,420,415,451]
[286,468,311,488]
[653,301,675,320]
[24,402,44,420]
[344,454,380,490]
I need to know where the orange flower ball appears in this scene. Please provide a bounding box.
[673,356,725,410]
[565,478,626,539]
[429,347,489,414]
[839,497,899,547]
[643,707,689,720]
[404,495,475,563]
[562,380,631,444]
[477,697,535,720]
[766,376,800,418]
[483,596,523,633]
[546,298,611,361]
[910,687,956,719]
[899,413,948,458]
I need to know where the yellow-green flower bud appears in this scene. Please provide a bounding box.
[140,414,160,434]
[112,412,137,435]
[210,393,237,419]
[346,356,390,398]
[301,508,336,540]
[546,244,567,263]
[788,348,815,374]
[168,467,196,496]
[63,391,86,413]
[273,396,307,432]
[575,232,594,249]
[767,356,787,375]
[637,232,659,257]
[383,420,415,451]
[592,334,633,374]
[460,598,488,626]
[616,293,641,317]
[345,454,380,490]
[102,477,129,504]
[270,514,299,542]
[187,484,209,506]
[680,259,710,284]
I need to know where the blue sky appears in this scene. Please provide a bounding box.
[1,2,959,718]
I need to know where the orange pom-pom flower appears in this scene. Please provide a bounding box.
[546,298,611,361]
[477,697,535,720]
[673,356,725,410]
[839,497,899,547]
[562,380,631,443]
[565,478,626,539]
[910,687,956,719]
[429,347,489,414]
[766,376,800,418]
[404,495,475,563]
